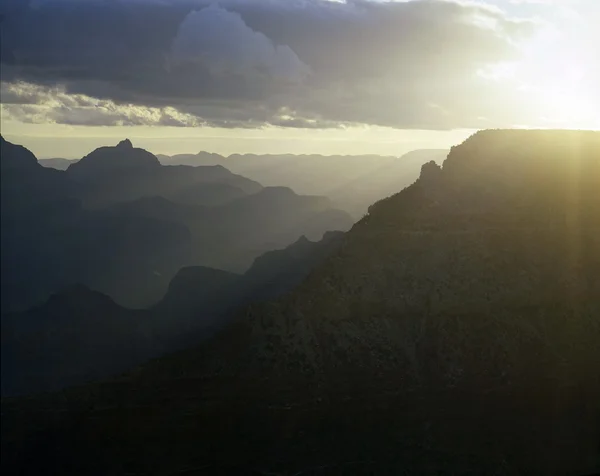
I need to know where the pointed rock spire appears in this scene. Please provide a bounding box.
[419,160,442,184]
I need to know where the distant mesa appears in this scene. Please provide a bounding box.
[262,185,297,195]
[67,139,161,179]
[38,158,80,170]
[160,151,225,167]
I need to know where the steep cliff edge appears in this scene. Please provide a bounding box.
[184,130,599,388]
[2,130,599,475]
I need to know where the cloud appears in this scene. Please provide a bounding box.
[171,4,309,82]
[1,81,202,126]
[1,0,594,129]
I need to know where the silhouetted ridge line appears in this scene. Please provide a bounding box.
[159,148,450,218]
[2,137,351,312]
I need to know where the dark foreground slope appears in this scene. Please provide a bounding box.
[2,130,600,475]
[0,286,154,396]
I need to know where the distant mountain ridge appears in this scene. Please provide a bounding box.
[39,157,80,170]
[43,146,448,217]
[158,149,449,217]
[1,138,352,311]
[65,139,262,208]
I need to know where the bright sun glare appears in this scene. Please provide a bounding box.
[516,23,599,129]
[482,19,599,130]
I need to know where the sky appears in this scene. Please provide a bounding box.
[0,0,598,158]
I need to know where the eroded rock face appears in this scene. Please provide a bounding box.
[3,130,600,475]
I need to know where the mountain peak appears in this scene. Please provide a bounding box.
[294,235,310,245]
[260,186,297,197]
[67,140,160,179]
[117,138,133,149]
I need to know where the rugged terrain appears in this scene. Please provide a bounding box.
[1,233,345,396]
[1,137,351,311]
[159,149,449,218]
[2,130,599,475]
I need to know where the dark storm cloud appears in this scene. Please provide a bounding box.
[0,0,536,128]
